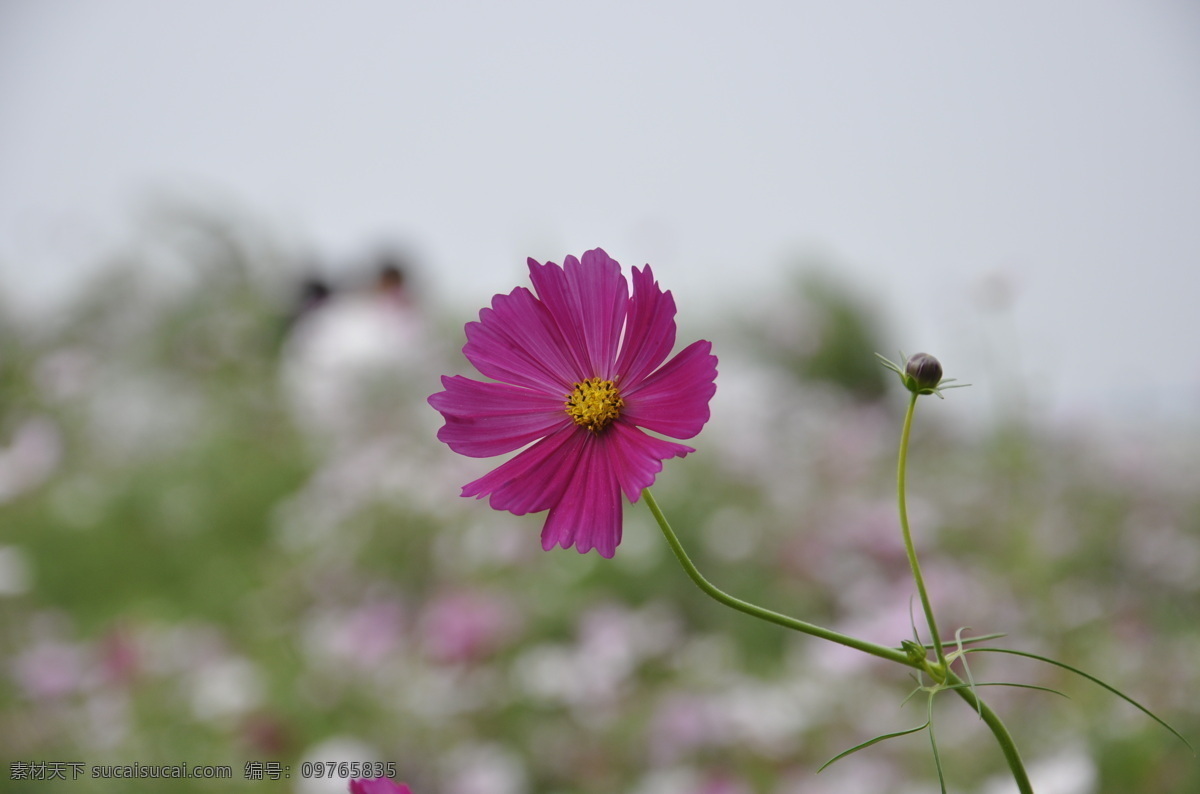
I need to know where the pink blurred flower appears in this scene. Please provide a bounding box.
[98,622,140,686]
[650,693,721,762]
[419,589,519,664]
[11,639,85,700]
[429,249,717,557]
[698,772,753,794]
[348,779,412,794]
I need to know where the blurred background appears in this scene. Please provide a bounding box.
[0,2,1197,792]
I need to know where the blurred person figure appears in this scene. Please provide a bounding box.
[284,276,335,334]
[280,249,431,451]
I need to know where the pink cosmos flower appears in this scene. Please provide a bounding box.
[348,778,412,794]
[428,249,717,557]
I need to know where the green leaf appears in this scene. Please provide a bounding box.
[954,627,982,717]
[907,631,1007,651]
[875,352,905,375]
[946,681,1071,699]
[818,720,931,772]
[968,647,1194,752]
[901,680,925,706]
[928,694,947,794]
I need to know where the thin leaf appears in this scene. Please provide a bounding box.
[818,721,930,773]
[908,596,922,644]
[955,627,981,717]
[909,631,1007,651]
[968,647,1194,752]
[875,352,905,374]
[900,682,925,707]
[945,681,1071,699]
[927,692,947,794]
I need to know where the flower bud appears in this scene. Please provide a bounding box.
[901,639,928,667]
[904,353,943,393]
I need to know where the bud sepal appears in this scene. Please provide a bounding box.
[876,351,969,399]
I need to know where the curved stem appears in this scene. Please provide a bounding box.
[897,392,947,671]
[644,486,1033,791]
[945,671,1034,794]
[896,396,1031,789]
[642,487,911,666]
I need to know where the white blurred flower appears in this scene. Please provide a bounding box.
[82,690,131,750]
[294,737,381,794]
[441,743,526,794]
[86,373,204,459]
[774,755,903,794]
[0,416,62,502]
[631,766,703,794]
[303,598,406,671]
[978,745,1097,794]
[34,347,97,402]
[0,545,34,596]
[718,677,815,757]
[189,657,263,722]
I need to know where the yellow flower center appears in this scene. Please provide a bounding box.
[565,378,623,432]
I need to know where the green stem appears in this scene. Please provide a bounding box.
[897,392,947,672]
[896,394,1032,790]
[644,486,1033,792]
[945,671,1034,794]
[642,487,910,666]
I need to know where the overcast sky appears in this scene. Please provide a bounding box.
[1,1,1198,428]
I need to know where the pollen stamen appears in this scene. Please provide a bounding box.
[565,378,623,432]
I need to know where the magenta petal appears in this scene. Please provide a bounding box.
[434,249,716,559]
[540,435,622,558]
[430,375,569,458]
[463,287,579,392]
[608,422,694,502]
[528,250,627,378]
[349,780,412,794]
[622,340,718,439]
[462,425,586,516]
[614,265,678,389]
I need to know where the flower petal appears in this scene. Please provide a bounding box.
[614,265,678,389]
[622,340,718,439]
[349,779,413,794]
[462,425,585,516]
[463,286,578,392]
[429,375,569,458]
[434,249,717,558]
[607,421,694,502]
[528,249,627,378]
[540,434,623,558]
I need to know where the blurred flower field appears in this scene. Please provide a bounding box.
[1,213,1197,793]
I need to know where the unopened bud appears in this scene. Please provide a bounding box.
[901,639,928,667]
[876,350,966,398]
[904,353,943,393]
